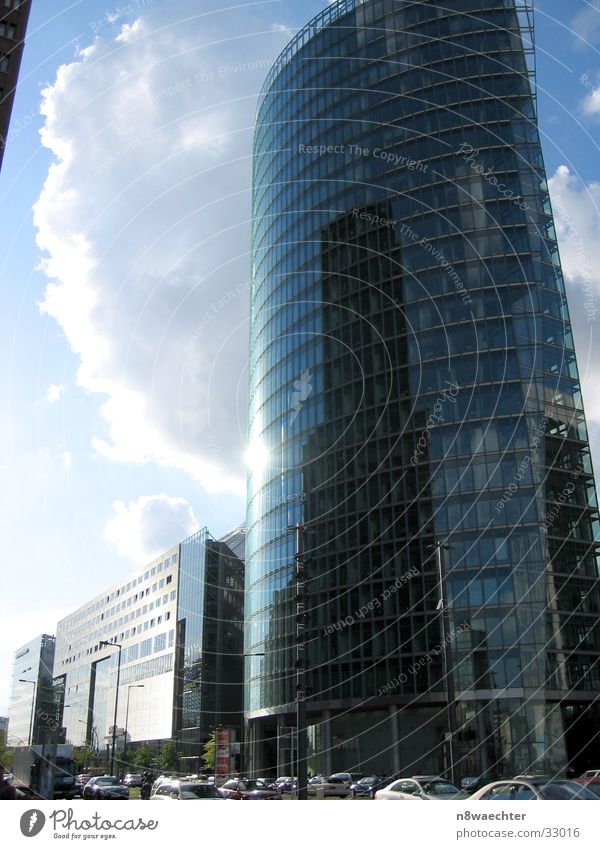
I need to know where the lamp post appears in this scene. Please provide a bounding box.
[429,541,459,786]
[99,640,123,777]
[19,678,37,746]
[123,685,144,770]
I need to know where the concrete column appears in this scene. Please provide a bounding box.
[389,706,401,775]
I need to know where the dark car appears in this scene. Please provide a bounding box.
[122,773,143,788]
[151,781,224,800]
[573,778,600,798]
[350,776,385,798]
[83,776,129,800]
[270,776,297,794]
[470,778,599,800]
[71,776,86,798]
[219,779,280,800]
[13,785,45,800]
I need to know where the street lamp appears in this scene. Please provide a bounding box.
[123,685,144,769]
[428,541,459,786]
[99,640,123,777]
[19,679,37,746]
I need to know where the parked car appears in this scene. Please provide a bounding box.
[122,773,143,788]
[469,779,599,800]
[350,776,385,798]
[460,776,491,793]
[82,776,129,800]
[72,776,86,798]
[13,785,45,800]
[270,776,297,794]
[151,781,224,800]
[306,776,351,798]
[375,775,466,800]
[150,775,176,795]
[219,779,279,800]
[574,778,600,797]
[329,772,354,786]
[580,769,600,778]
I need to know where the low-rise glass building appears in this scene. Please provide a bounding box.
[8,634,56,747]
[54,527,244,770]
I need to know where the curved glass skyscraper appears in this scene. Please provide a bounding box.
[247,0,600,779]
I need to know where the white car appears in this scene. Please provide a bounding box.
[150,780,224,800]
[375,776,466,800]
[151,775,177,795]
[307,776,351,798]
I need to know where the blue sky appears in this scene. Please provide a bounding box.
[0,0,599,716]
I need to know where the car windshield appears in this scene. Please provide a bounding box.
[360,777,378,785]
[180,784,219,799]
[96,778,119,786]
[422,780,460,795]
[538,783,598,800]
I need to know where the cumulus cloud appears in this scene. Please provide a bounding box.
[46,383,65,402]
[582,85,600,116]
[104,493,200,563]
[33,1,289,497]
[548,165,600,423]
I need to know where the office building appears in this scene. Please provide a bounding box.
[54,527,244,768]
[0,0,33,171]
[8,634,56,747]
[246,0,600,779]
[0,716,8,747]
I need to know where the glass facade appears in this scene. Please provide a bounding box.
[8,635,56,747]
[176,532,245,760]
[247,0,600,778]
[54,528,244,772]
[55,545,180,751]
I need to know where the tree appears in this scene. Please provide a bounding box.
[156,741,180,774]
[0,742,13,774]
[132,744,157,771]
[72,745,93,773]
[201,731,216,773]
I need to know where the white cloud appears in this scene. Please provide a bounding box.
[104,493,200,564]
[33,1,289,498]
[46,383,65,402]
[60,451,72,470]
[548,165,600,423]
[582,86,600,116]
[116,18,143,43]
